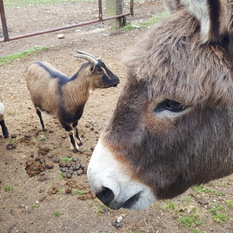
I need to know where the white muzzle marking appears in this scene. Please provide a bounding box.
[87,139,157,210]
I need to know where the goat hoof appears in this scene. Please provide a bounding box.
[73,149,79,153]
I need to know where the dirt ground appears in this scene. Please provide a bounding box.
[0,1,233,233]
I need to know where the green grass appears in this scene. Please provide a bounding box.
[7,138,17,144]
[122,12,169,31]
[93,203,107,214]
[60,171,65,179]
[192,185,224,196]
[38,135,47,141]
[3,185,14,191]
[0,46,48,66]
[178,214,203,228]
[225,200,233,207]
[53,210,62,217]
[209,204,228,223]
[60,156,73,162]
[165,200,176,210]
[72,189,86,195]
[180,196,191,204]
[193,228,206,233]
[32,203,40,208]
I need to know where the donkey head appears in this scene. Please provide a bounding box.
[87,0,233,210]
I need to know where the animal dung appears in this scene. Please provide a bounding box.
[25,153,85,178]
[59,157,85,179]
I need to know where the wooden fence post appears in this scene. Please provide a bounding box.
[106,0,125,28]
[0,0,9,41]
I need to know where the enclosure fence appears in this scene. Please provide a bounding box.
[0,0,133,42]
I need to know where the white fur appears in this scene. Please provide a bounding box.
[0,102,4,115]
[155,107,192,119]
[67,130,80,151]
[181,0,210,42]
[87,139,156,210]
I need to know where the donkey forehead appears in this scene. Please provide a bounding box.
[125,31,233,106]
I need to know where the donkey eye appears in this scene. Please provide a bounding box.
[155,99,187,113]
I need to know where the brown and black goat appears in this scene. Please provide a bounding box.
[26,51,119,152]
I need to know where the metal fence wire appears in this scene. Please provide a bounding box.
[0,0,133,42]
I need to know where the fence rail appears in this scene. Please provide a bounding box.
[0,0,133,42]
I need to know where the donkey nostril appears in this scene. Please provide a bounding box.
[96,187,115,206]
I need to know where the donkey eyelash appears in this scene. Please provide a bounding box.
[154,99,188,113]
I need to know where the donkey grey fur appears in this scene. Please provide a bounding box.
[87,0,233,210]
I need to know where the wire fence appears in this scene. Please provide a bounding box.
[0,0,133,41]
[3,0,96,8]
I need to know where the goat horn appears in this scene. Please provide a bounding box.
[75,54,98,65]
[76,50,97,58]
[76,50,102,61]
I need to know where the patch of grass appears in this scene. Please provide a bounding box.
[165,200,176,210]
[53,210,62,217]
[122,12,169,31]
[93,203,107,214]
[0,47,48,66]
[192,185,212,194]
[192,185,224,196]
[178,214,203,228]
[193,228,206,233]
[209,204,228,223]
[38,135,47,141]
[225,200,233,207]
[60,156,73,162]
[32,203,40,208]
[60,171,65,179]
[72,189,86,195]
[180,196,191,204]
[3,185,14,191]
[213,191,224,196]
[7,138,17,144]
[220,181,231,187]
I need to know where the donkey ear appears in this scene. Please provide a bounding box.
[182,0,232,43]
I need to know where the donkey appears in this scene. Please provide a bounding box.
[87,0,233,210]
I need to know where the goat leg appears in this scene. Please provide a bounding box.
[0,119,9,138]
[72,122,83,146]
[68,131,79,153]
[62,122,79,152]
[36,107,46,130]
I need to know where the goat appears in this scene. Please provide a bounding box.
[87,0,233,210]
[26,51,119,152]
[0,100,9,138]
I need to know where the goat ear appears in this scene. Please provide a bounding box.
[90,64,97,73]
